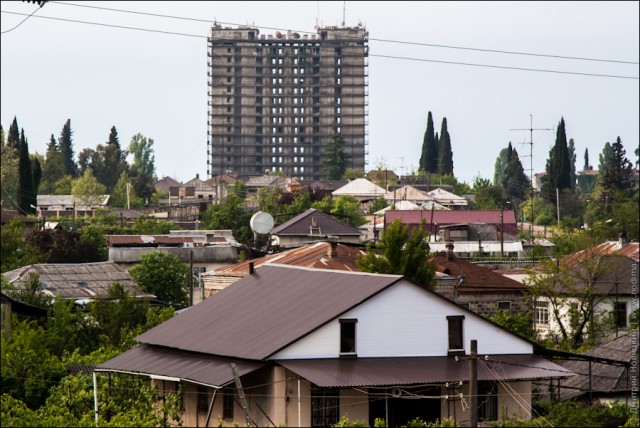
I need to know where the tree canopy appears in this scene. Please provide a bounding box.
[322,130,350,180]
[129,252,189,309]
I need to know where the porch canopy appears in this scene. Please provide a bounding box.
[277,355,573,388]
[96,344,266,388]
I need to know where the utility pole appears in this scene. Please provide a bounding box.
[556,188,560,227]
[189,250,194,306]
[510,115,553,246]
[469,340,478,428]
[500,206,504,258]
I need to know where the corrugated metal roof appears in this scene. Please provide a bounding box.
[332,178,386,197]
[386,210,516,226]
[209,242,364,276]
[2,262,154,300]
[107,236,146,246]
[558,332,634,400]
[562,241,639,264]
[383,185,432,202]
[96,344,265,388]
[272,208,361,236]
[277,355,572,387]
[136,265,401,360]
[430,254,526,293]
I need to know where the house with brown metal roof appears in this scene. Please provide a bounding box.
[271,208,362,247]
[431,244,529,317]
[96,264,571,427]
[200,241,364,298]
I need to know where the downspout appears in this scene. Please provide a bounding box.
[297,378,301,427]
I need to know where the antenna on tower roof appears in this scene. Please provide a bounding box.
[342,0,346,27]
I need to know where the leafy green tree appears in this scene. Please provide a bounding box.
[101,126,128,192]
[419,111,438,173]
[16,130,35,215]
[542,117,571,201]
[519,196,556,224]
[311,195,366,227]
[41,135,65,194]
[342,167,365,180]
[130,217,179,235]
[129,252,189,308]
[71,169,106,210]
[26,228,107,264]
[599,137,634,194]
[202,193,253,242]
[110,171,144,208]
[322,130,350,180]
[357,219,436,290]
[472,176,492,192]
[474,185,506,210]
[369,196,387,214]
[1,220,39,272]
[487,309,536,341]
[493,146,510,186]
[58,119,78,178]
[128,133,157,205]
[436,117,453,175]
[52,175,73,195]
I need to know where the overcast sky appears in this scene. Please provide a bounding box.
[1,1,638,186]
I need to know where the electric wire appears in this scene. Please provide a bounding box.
[1,10,638,81]
[48,1,640,65]
[1,3,41,34]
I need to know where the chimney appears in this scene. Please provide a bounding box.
[249,261,254,275]
[446,240,455,260]
[327,241,338,258]
[196,173,199,179]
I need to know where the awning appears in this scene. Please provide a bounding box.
[96,344,266,388]
[277,355,573,388]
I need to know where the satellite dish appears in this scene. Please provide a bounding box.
[250,211,274,235]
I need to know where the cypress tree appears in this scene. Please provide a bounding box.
[102,126,128,191]
[600,137,633,192]
[42,134,66,194]
[59,119,78,178]
[16,130,35,215]
[419,111,438,173]
[583,148,590,170]
[437,117,454,175]
[542,117,571,199]
[568,138,577,189]
[504,145,530,201]
[31,155,42,197]
[7,117,20,149]
[493,146,510,186]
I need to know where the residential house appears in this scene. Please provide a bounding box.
[244,175,301,201]
[430,243,529,317]
[331,178,386,213]
[205,173,238,204]
[424,188,468,210]
[270,208,362,248]
[183,174,216,202]
[557,332,635,404]
[2,262,154,305]
[36,194,110,218]
[154,176,182,199]
[385,209,518,243]
[106,230,238,275]
[383,185,433,207]
[1,292,49,334]
[96,265,572,427]
[532,241,638,344]
[201,241,364,298]
[1,208,38,233]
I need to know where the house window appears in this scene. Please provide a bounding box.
[615,302,627,328]
[223,389,234,420]
[197,386,209,413]
[535,300,549,325]
[447,315,464,354]
[311,388,339,427]
[478,381,498,421]
[497,301,511,312]
[340,319,357,356]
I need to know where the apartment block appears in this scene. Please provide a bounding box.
[207,24,369,181]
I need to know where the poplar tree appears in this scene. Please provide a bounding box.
[419,111,438,173]
[58,119,78,178]
[102,126,128,191]
[436,117,453,175]
[568,138,577,189]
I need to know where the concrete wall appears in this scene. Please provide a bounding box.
[109,245,237,264]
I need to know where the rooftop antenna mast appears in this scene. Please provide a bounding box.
[316,1,319,29]
[510,114,553,248]
[342,1,346,27]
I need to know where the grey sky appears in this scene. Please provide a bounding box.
[1,1,638,186]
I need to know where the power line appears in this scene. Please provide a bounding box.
[1,3,42,34]
[1,10,637,81]
[49,1,640,66]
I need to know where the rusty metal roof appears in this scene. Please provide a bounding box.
[136,265,401,360]
[272,208,361,236]
[430,254,526,293]
[385,210,516,226]
[562,241,639,264]
[96,344,265,388]
[277,354,572,387]
[209,242,364,276]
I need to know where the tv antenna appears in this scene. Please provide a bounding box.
[509,114,553,244]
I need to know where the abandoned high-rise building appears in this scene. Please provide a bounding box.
[207,24,368,181]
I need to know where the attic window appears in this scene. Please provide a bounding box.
[339,319,357,357]
[446,315,465,355]
[497,301,511,312]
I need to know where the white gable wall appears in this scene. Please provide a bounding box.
[271,280,533,359]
